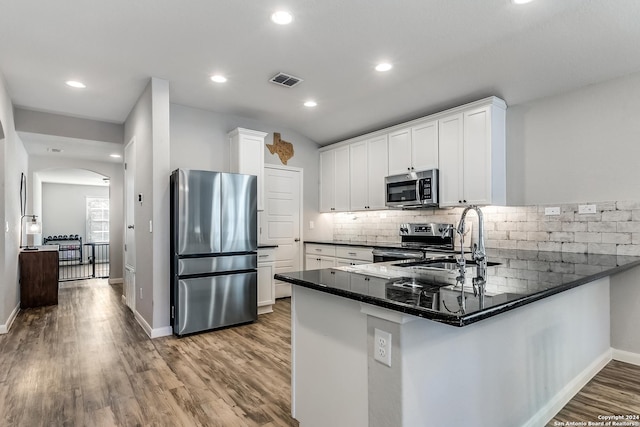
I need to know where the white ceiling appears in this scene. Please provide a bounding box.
[19,132,123,163]
[2,0,640,146]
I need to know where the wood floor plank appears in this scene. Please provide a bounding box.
[0,279,298,426]
[548,360,640,426]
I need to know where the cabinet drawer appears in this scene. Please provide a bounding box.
[305,244,336,257]
[335,246,373,262]
[257,249,276,263]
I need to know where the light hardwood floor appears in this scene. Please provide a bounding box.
[2,279,639,426]
[0,279,298,426]
[548,360,640,426]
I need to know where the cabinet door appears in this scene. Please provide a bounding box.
[257,262,275,308]
[320,257,337,269]
[387,128,412,175]
[305,254,321,270]
[463,106,492,205]
[349,140,368,211]
[319,150,335,212]
[334,146,350,211]
[438,113,464,207]
[411,120,439,171]
[229,129,267,211]
[367,135,389,210]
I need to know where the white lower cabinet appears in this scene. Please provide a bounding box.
[257,248,276,314]
[305,244,373,270]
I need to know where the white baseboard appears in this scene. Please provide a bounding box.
[523,348,612,427]
[109,278,123,285]
[134,310,172,339]
[0,304,20,334]
[612,348,640,366]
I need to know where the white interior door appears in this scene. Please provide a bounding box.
[124,138,136,311]
[262,165,302,298]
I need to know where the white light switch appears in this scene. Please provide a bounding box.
[309,221,315,230]
[149,220,153,233]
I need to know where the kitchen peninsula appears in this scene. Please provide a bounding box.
[276,249,640,427]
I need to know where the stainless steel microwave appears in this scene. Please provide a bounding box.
[385,169,439,208]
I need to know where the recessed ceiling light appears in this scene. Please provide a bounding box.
[271,11,293,25]
[304,101,317,108]
[210,74,227,83]
[110,154,121,158]
[65,80,86,88]
[512,0,534,4]
[375,63,393,72]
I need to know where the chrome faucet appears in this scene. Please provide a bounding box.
[456,205,487,296]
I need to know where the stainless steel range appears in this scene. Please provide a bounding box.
[372,223,454,262]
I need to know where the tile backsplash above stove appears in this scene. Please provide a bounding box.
[332,201,640,256]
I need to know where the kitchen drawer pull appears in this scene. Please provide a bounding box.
[259,255,269,258]
[315,248,322,251]
[348,252,357,256]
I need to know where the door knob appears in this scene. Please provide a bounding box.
[127,225,135,229]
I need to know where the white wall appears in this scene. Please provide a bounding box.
[29,156,125,282]
[170,104,333,240]
[0,72,29,333]
[507,71,640,205]
[124,78,171,337]
[41,183,109,242]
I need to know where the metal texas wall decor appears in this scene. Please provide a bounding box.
[266,132,294,165]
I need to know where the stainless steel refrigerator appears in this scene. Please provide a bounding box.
[170,169,258,336]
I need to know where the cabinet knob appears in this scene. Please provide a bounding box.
[407,167,410,171]
[458,200,462,204]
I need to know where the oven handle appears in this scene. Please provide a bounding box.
[372,249,424,259]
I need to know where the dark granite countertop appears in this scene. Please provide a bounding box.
[305,239,409,250]
[258,244,279,249]
[275,248,640,327]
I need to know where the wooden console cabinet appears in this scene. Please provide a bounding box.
[19,247,59,308]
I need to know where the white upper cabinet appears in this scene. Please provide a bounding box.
[438,101,506,207]
[388,120,438,175]
[320,96,506,211]
[438,114,464,207]
[411,120,439,172]
[349,135,389,211]
[388,128,412,175]
[228,128,268,211]
[320,146,350,212]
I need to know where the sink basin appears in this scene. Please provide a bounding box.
[394,258,502,270]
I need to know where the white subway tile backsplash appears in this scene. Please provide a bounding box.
[601,232,632,244]
[588,222,617,232]
[538,242,563,252]
[561,243,588,253]
[602,210,632,222]
[617,201,640,210]
[562,222,588,232]
[587,243,617,255]
[574,232,601,243]
[331,200,640,256]
[617,222,640,233]
[617,245,640,256]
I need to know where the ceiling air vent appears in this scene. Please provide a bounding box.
[269,72,303,88]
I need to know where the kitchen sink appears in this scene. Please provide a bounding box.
[394,258,502,270]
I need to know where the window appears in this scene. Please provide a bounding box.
[86,197,109,243]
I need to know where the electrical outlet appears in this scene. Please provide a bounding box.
[544,207,560,216]
[309,221,315,230]
[578,204,597,214]
[374,328,392,367]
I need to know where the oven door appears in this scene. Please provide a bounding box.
[372,249,424,263]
